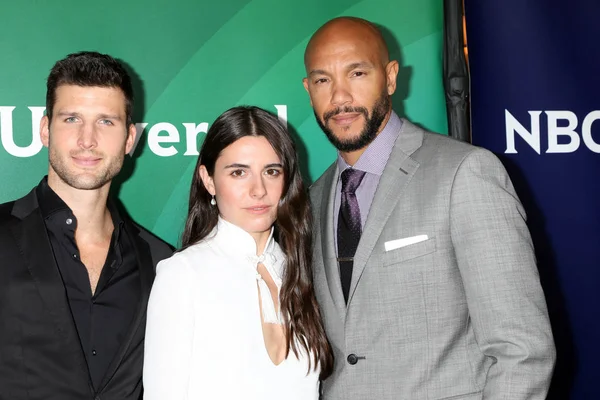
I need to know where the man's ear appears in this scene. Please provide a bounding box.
[385,60,399,95]
[198,165,216,196]
[125,123,137,155]
[302,78,313,107]
[40,115,50,148]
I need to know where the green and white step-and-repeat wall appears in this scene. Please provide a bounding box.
[0,0,446,246]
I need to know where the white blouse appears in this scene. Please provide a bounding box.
[143,218,320,400]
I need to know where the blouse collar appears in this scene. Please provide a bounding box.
[210,217,285,324]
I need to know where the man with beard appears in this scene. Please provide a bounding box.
[303,17,555,399]
[0,52,172,400]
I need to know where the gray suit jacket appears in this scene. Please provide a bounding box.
[310,120,555,400]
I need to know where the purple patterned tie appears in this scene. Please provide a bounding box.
[337,168,366,303]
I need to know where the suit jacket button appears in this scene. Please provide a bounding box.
[347,353,358,365]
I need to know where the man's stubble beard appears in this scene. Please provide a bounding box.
[48,135,125,191]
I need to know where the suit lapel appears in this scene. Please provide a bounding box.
[98,220,154,392]
[347,119,424,305]
[319,164,347,317]
[10,190,92,387]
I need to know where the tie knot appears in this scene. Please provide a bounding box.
[341,168,366,194]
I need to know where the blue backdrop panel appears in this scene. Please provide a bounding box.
[465,1,600,398]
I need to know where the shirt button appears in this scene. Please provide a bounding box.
[66,218,73,225]
[72,254,77,259]
[347,353,358,365]
[92,349,97,356]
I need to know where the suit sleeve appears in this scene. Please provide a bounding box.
[143,256,195,400]
[449,148,556,399]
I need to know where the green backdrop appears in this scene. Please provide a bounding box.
[0,0,447,246]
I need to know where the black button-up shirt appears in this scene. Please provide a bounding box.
[37,178,140,390]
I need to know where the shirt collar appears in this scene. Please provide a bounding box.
[209,217,283,277]
[209,216,285,324]
[37,176,69,220]
[336,111,402,175]
[36,176,125,232]
[213,216,276,256]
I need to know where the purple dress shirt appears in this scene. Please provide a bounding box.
[333,112,403,252]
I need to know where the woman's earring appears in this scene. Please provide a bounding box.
[210,195,216,206]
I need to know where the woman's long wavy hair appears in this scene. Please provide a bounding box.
[181,106,333,378]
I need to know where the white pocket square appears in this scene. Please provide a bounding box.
[384,235,428,251]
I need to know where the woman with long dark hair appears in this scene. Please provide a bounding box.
[143,106,333,399]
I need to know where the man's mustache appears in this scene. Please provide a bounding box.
[69,150,104,158]
[323,106,369,123]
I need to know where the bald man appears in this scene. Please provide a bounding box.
[303,17,555,399]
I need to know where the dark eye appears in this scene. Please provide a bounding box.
[352,71,366,77]
[314,78,328,84]
[265,168,282,177]
[231,169,245,177]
